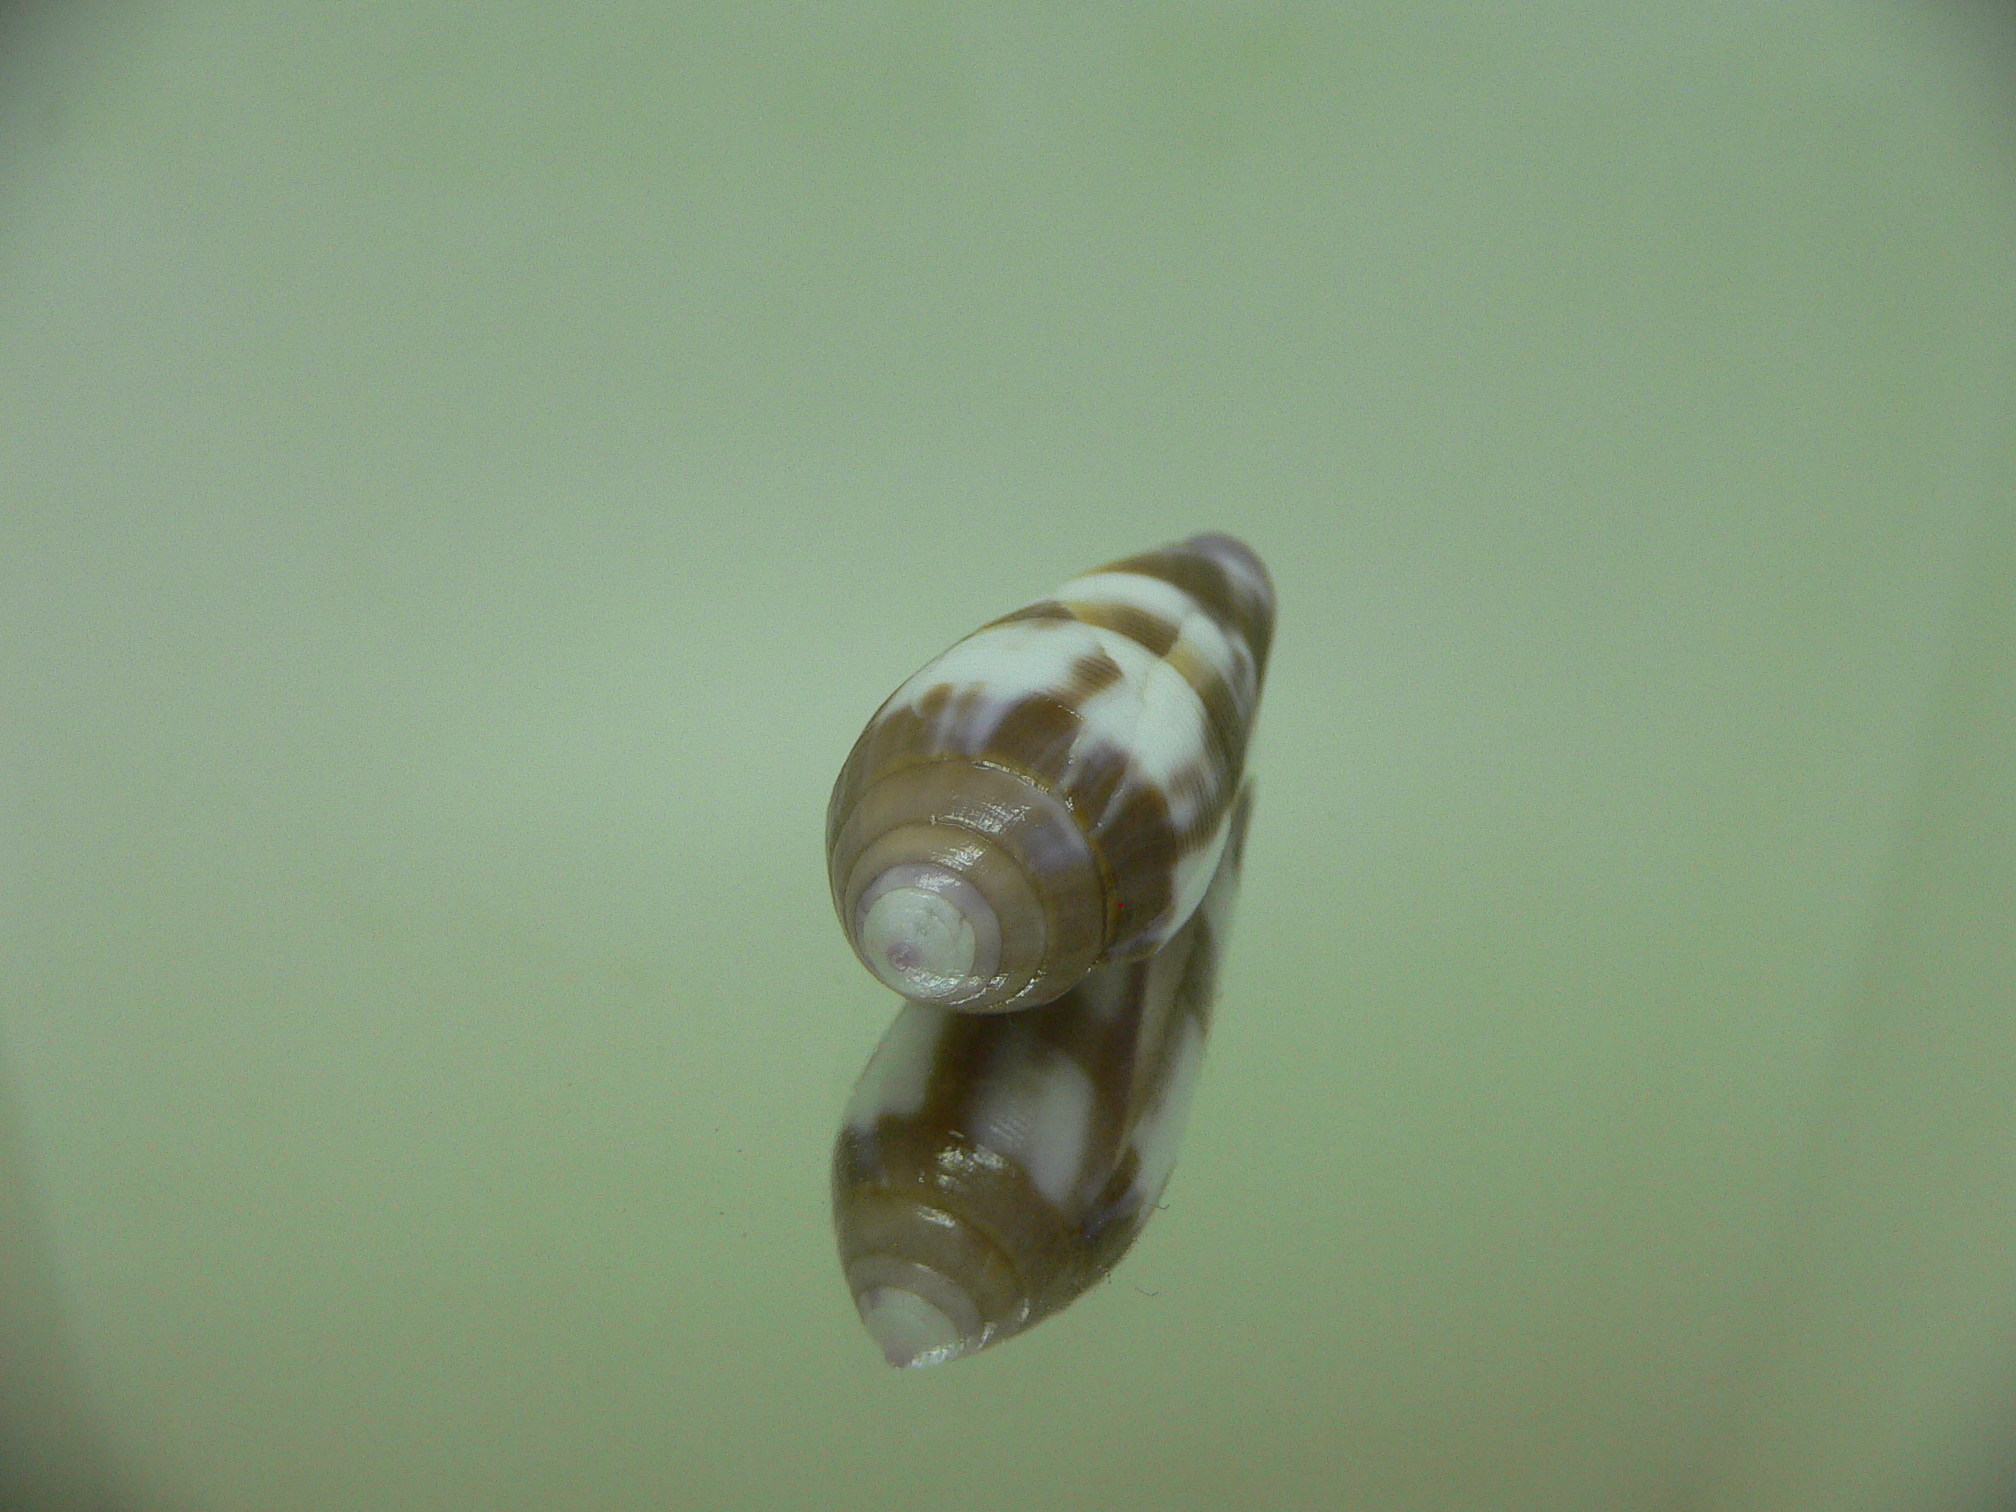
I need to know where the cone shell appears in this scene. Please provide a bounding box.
[833,785,1252,1368]
[826,533,1273,1012]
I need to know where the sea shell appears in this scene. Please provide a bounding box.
[826,534,1273,1012]
[833,784,1254,1368]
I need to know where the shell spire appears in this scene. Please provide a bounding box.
[833,783,1255,1367]
[826,533,1273,1013]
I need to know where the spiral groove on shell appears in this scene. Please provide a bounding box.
[832,784,1253,1368]
[826,533,1273,1012]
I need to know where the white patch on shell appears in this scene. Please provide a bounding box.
[1071,652,1211,803]
[1060,570,1250,698]
[1056,569,1194,623]
[1159,802,1236,949]
[844,1004,947,1131]
[1126,1013,1208,1210]
[896,619,1224,802]
[892,617,1109,715]
[1172,614,1259,716]
[967,1047,1096,1208]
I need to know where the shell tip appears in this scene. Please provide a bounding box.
[856,1286,972,1370]
[858,884,980,1001]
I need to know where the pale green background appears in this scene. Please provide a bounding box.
[2,3,2014,1510]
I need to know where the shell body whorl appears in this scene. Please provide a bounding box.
[826,533,1272,1013]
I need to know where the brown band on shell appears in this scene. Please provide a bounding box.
[1084,777,1180,958]
[1163,637,1250,801]
[1063,649,1127,700]
[1100,540,1275,684]
[985,599,1076,629]
[976,695,1180,967]
[1065,599,1181,659]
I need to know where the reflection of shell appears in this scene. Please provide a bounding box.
[833,785,1253,1369]
[826,534,1274,1013]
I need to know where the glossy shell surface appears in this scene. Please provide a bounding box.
[826,534,1273,1012]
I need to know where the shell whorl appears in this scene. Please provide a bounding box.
[826,533,1272,1012]
[832,783,1253,1367]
